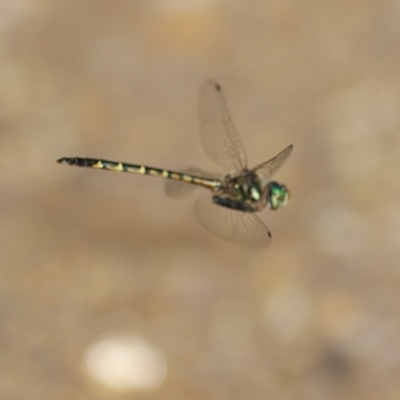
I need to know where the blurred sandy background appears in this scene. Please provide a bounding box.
[1,1,400,399]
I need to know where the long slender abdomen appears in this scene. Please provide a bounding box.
[57,157,219,190]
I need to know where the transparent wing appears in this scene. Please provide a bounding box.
[194,191,271,247]
[251,144,293,181]
[165,179,199,198]
[165,168,221,198]
[198,80,247,174]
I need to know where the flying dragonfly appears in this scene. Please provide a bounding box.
[58,81,293,246]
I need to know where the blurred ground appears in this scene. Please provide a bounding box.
[1,1,400,399]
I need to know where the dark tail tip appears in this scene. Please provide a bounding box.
[57,157,74,164]
[57,157,79,165]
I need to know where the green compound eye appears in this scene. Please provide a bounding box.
[268,182,290,210]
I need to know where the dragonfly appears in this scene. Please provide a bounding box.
[58,80,292,246]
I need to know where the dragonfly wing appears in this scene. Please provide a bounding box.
[194,191,271,247]
[251,144,293,181]
[198,80,247,174]
[165,180,199,198]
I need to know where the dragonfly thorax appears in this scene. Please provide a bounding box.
[212,171,268,212]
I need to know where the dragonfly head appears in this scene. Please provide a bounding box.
[267,181,290,210]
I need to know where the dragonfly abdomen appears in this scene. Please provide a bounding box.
[57,157,218,190]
